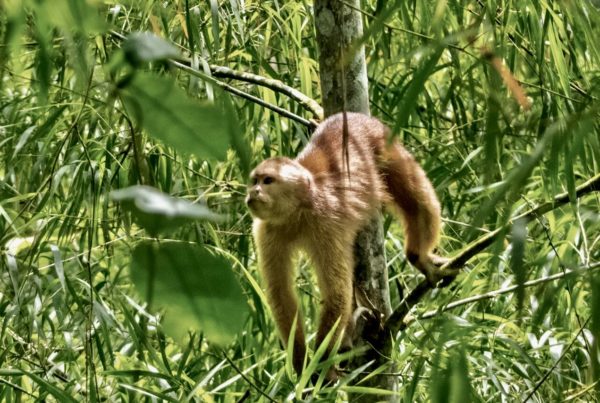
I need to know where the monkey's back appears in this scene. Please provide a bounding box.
[296,113,389,225]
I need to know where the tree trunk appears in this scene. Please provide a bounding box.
[314,1,398,401]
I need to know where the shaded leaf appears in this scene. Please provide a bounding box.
[592,272,600,391]
[448,346,474,403]
[394,45,445,131]
[122,73,230,160]
[131,242,248,345]
[221,95,251,177]
[123,32,181,65]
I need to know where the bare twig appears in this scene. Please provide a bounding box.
[221,352,277,403]
[383,172,600,334]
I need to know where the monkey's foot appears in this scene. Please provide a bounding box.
[325,366,342,383]
[420,256,459,288]
[430,254,450,267]
[310,366,341,386]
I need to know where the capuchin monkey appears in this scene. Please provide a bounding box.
[246,112,447,379]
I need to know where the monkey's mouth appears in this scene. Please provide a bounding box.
[245,196,267,214]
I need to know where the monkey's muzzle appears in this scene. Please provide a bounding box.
[246,195,269,219]
[245,195,261,210]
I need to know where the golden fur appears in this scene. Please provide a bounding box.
[246,112,445,376]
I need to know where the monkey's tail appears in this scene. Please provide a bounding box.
[379,142,441,263]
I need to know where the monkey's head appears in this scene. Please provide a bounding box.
[246,157,312,222]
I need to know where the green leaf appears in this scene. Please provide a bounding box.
[131,242,248,345]
[23,370,78,403]
[123,32,181,65]
[110,185,222,236]
[35,0,105,34]
[394,45,445,131]
[448,347,474,403]
[122,73,230,160]
[221,95,251,177]
[592,272,600,390]
[510,217,527,312]
[12,126,36,159]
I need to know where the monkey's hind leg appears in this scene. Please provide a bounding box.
[382,143,457,285]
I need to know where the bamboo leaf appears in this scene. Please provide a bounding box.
[395,46,445,131]
[510,217,528,312]
[23,371,78,403]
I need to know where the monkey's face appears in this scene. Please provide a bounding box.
[246,158,311,222]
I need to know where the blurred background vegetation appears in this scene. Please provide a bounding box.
[0,0,599,401]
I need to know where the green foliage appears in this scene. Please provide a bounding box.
[0,0,599,401]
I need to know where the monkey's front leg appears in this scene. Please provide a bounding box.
[256,229,306,375]
[309,240,354,380]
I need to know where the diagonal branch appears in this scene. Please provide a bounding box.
[445,172,600,271]
[170,60,317,129]
[384,172,600,335]
[208,64,324,120]
[404,261,600,327]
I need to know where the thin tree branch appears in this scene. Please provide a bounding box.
[446,172,600,270]
[221,352,277,403]
[209,64,324,120]
[109,30,320,128]
[170,60,317,129]
[384,172,600,334]
[405,262,600,326]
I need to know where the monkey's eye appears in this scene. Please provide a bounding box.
[263,176,275,185]
[250,177,258,185]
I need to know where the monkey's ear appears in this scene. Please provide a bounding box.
[298,173,314,208]
[301,171,312,190]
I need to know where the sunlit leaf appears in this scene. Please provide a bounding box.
[36,0,105,34]
[23,370,78,403]
[110,185,222,236]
